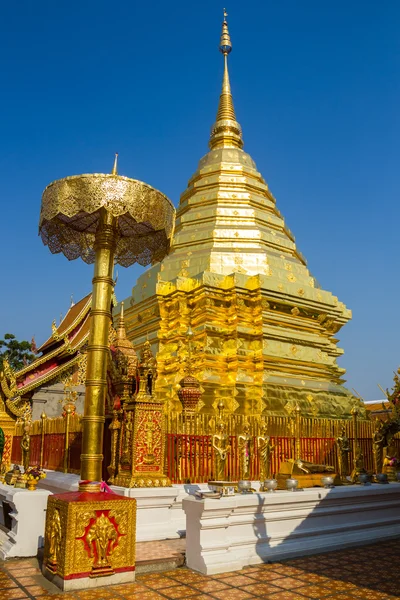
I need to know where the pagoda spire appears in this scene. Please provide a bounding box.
[117,301,126,339]
[209,9,243,150]
[111,153,119,175]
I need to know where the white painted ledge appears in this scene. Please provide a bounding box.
[183,483,400,574]
[37,470,214,542]
[0,482,52,559]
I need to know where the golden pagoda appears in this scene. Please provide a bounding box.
[121,12,364,420]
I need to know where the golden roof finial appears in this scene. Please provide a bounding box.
[111,153,118,175]
[209,9,243,150]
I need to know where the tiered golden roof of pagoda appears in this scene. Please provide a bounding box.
[122,12,361,419]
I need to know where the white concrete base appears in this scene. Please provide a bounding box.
[116,483,211,541]
[43,567,135,591]
[0,483,52,559]
[183,483,400,575]
[37,470,213,541]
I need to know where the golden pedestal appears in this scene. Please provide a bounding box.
[114,395,170,488]
[43,490,136,591]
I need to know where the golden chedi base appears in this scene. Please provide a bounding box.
[42,489,136,591]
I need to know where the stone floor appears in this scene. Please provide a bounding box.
[0,538,399,599]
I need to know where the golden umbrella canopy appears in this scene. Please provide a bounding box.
[39,171,175,267]
[39,157,176,487]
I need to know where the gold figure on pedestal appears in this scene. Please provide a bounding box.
[257,422,275,481]
[212,420,231,480]
[121,412,133,465]
[143,420,155,464]
[21,422,31,473]
[336,425,351,481]
[47,508,62,573]
[238,422,252,480]
[86,513,118,574]
[351,447,367,483]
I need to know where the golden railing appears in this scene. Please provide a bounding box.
[10,412,399,483]
[12,415,82,473]
[165,412,377,438]
[164,412,396,483]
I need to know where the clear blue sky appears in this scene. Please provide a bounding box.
[0,1,399,400]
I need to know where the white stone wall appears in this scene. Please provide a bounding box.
[31,383,85,420]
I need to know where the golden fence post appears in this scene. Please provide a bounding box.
[351,406,359,471]
[295,404,301,461]
[63,409,71,474]
[39,411,47,470]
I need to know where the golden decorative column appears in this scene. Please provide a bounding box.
[39,411,47,470]
[62,380,77,474]
[39,157,175,590]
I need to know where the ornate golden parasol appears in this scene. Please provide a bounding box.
[39,156,175,487]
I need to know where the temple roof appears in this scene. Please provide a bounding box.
[37,293,91,353]
[14,293,91,396]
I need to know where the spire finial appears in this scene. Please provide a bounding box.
[111,153,118,175]
[220,9,232,55]
[209,10,243,150]
[117,301,126,339]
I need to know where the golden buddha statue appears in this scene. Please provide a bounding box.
[212,420,231,481]
[238,422,252,480]
[336,425,351,481]
[257,422,275,481]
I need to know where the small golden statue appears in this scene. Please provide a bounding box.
[47,508,62,573]
[238,422,252,480]
[21,423,31,473]
[212,420,231,480]
[121,411,133,465]
[372,420,385,475]
[86,513,118,574]
[351,447,367,483]
[257,422,275,481]
[107,410,121,482]
[336,425,351,481]
[143,420,156,465]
